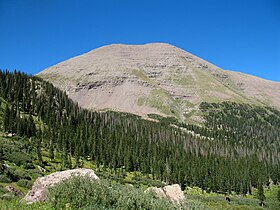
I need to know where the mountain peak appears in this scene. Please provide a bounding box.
[38,44,280,123]
[88,42,188,57]
[100,42,177,48]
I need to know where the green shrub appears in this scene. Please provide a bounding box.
[27,169,43,179]
[0,192,15,201]
[22,163,35,170]
[13,170,31,180]
[0,185,7,194]
[48,176,178,209]
[17,179,33,189]
[0,175,11,183]
[5,151,32,166]
[4,168,31,182]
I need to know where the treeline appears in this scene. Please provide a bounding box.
[0,70,279,195]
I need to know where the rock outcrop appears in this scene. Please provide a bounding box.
[145,184,185,203]
[5,185,23,197]
[23,168,99,203]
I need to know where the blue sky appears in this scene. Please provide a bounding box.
[0,0,279,81]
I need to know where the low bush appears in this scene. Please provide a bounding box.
[5,152,32,166]
[0,185,7,194]
[22,163,35,170]
[17,179,33,189]
[27,169,43,179]
[0,175,11,183]
[48,176,178,209]
[13,170,31,180]
[0,192,15,201]
[4,168,31,182]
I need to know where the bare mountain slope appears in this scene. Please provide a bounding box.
[38,43,280,122]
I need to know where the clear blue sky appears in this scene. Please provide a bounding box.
[0,0,279,81]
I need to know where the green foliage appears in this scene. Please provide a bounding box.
[0,193,15,201]
[3,168,31,182]
[258,182,265,206]
[16,179,33,189]
[0,175,11,183]
[48,176,178,210]
[13,170,31,181]
[5,151,32,167]
[0,199,53,210]
[147,114,179,125]
[22,163,35,170]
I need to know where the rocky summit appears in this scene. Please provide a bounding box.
[38,43,280,123]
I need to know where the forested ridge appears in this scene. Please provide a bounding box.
[0,70,279,195]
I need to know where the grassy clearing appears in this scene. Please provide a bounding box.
[0,199,53,210]
[185,186,280,210]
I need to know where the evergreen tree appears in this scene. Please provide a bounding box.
[257,182,265,206]
[0,146,5,173]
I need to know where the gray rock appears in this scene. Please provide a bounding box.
[23,168,99,204]
[5,185,23,197]
[145,184,185,203]
[163,184,185,203]
[145,187,167,199]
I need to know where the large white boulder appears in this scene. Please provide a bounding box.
[23,168,99,203]
[145,187,167,199]
[145,184,185,203]
[163,184,185,203]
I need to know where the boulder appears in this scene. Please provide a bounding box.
[145,187,167,199]
[163,184,185,203]
[5,185,23,197]
[23,168,99,203]
[145,184,185,203]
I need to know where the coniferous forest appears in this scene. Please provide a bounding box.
[0,69,280,196]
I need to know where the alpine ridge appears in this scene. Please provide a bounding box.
[38,43,280,122]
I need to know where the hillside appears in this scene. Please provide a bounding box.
[0,70,280,209]
[38,43,280,122]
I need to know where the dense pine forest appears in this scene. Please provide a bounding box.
[0,69,280,196]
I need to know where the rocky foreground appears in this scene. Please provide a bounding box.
[23,168,99,203]
[23,168,185,205]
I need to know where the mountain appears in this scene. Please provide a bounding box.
[38,43,280,123]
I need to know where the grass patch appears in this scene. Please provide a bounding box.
[131,69,157,85]
[137,97,145,106]
[185,186,280,210]
[0,199,53,210]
